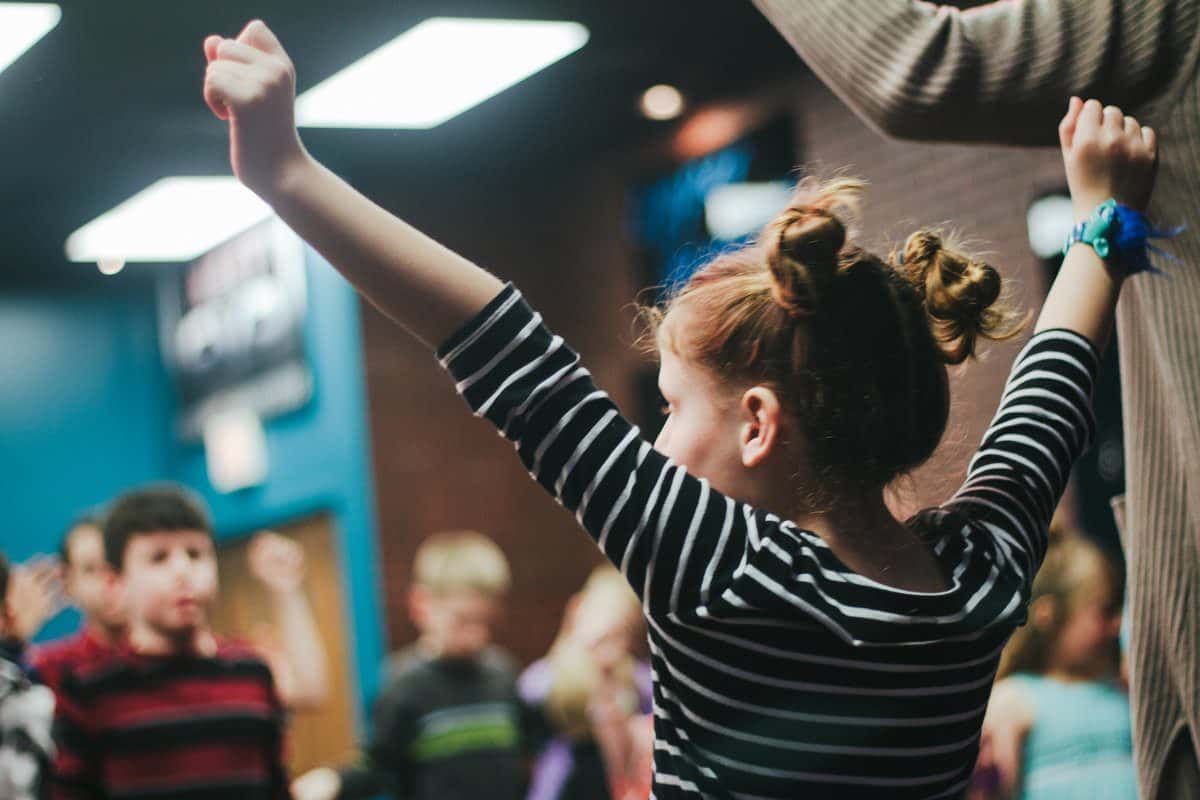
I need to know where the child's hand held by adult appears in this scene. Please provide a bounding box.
[1059,96,1157,219]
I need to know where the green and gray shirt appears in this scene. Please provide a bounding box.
[338,646,532,800]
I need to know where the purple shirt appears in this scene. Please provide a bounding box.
[519,658,653,800]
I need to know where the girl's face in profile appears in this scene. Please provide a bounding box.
[653,328,749,501]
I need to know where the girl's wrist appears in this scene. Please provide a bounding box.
[1072,194,1111,222]
[1064,198,1174,281]
[253,142,316,205]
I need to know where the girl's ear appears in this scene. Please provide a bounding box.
[1030,595,1060,631]
[740,386,783,468]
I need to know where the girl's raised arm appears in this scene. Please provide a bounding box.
[948,99,1156,583]
[203,21,504,349]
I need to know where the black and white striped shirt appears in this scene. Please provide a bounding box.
[438,285,1098,799]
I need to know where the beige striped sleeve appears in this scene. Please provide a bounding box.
[750,0,1192,145]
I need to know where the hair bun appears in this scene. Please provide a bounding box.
[898,231,1024,364]
[779,206,846,271]
[766,205,847,317]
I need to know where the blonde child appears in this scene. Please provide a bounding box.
[978,534,1133,799]
[521,565,651,800]
[292,531,529,800]
[204,22,1158,797]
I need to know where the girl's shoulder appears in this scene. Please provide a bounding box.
[905,506,976,543]
[904,506,998,574]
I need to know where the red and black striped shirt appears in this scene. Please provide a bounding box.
[29,627,114,697]
[52,638,287,800]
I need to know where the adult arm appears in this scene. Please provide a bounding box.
[750,0,1193,144]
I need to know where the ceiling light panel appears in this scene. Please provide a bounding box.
[66,177,274,263]
[296,17,589,129]
[0,3,61,76]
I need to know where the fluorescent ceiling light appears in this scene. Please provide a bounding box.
[705,182,796,242]
[66,177,274,263]
[0,3,61,76]
[296,17,589,129]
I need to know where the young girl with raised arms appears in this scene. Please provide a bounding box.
[202,21,1158,798]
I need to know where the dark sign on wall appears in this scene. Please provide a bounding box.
[631,115,797,296]
[158,219,312,440]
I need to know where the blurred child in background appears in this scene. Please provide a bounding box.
[520,565,651,800]
[51,484,291,800]
[0,551,56,800]
[33,510,327,713]
[292,530,531,800]
[28,516,124,695]
[976,532,1133,799]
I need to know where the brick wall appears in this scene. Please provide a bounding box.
[358,168,643,663]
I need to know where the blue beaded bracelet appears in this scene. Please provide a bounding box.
[1063,198,1181,276]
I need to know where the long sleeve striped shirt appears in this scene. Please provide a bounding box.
[439,285,1098,799]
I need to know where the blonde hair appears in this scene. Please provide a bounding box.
[412,530,511,598]
[645,177,1024,500]
[545,566,643,740]
[997,532,1123,679]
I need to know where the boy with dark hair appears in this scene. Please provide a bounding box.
[52,484,289,800]
[35,509,328,711]
[0,551,56,800]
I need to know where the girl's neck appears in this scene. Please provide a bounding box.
[795,490,949,593]
[793,492,901,541]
